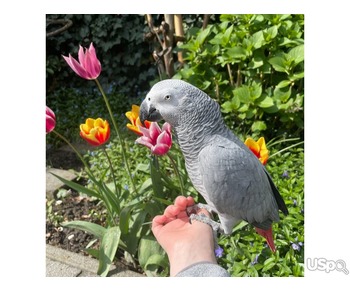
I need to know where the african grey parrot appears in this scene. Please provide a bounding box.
[140,79,288,252]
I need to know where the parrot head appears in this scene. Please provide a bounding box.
[139,79,192,127]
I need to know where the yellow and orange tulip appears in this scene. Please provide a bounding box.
[80,118,110,146]
[125,105,151,135]
[244,137,269,165]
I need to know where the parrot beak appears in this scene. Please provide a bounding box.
[140,100,162,125]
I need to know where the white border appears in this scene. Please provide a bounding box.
[2,0,349,289]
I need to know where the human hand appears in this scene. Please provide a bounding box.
[152,196,217,276]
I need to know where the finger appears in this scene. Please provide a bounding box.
[174,196,189,211]
[174,196,196,211]
[152,214,167,236]
[163,205,181,218]
[186,196,195,206]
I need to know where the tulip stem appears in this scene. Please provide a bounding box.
[94,79,137,195]
[103,148,118,195]
[167,153,185,196]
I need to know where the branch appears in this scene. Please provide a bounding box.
[46,19,73,38]
[202,14,211,29]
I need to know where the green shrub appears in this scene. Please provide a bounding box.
[175,14,304,139]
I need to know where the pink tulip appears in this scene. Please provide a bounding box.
[46,106,56,134]
[136,122,172,156]
[62,43,101,80]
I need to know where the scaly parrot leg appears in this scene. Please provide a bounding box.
[186,203,225,233]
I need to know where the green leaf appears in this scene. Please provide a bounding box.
[268,25,278,38]
[248,50,265,69]
[234,85,250,103]
[50,173,101,199]
[288,44,304,65]
[144,254,168,270]
[225,47,247,62]
[232,221,248,233]
[221,95,240,113]
[222,25,234,45]
[276,80,292,88]
[274,86,292,102]
[138,235,166,272]
[268,56,288,73]
[197,26,212,46]
[119,206,133,234]
[97,226,121,277]
[257,96,275,108]
[250,82,262,101]
[262,257,276,272]
[289,72,304,82]
[61,220,106,239]
[251,121,267,132]
[251,30,265,49]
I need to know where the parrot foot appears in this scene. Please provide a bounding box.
[186,203,225,233]
[188,213,221,232]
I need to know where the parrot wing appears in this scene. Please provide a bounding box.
[198,136,286,232]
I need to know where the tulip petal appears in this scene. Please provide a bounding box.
[46,116,55,133]
[149,122,162,142]
[162,122,171,134]
[157,131,172,149]
[127,124,143,136]
[63,54,89,79]
[84,49,101,79]
[244,138,260,157]
[135,136,153,149]
[152,144,170,156]
[46,106,56,134]
[138,125,151,138]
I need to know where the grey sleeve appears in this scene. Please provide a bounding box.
[175,261,230,277]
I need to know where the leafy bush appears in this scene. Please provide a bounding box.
[175,14,304,139]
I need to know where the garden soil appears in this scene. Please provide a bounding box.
[45,146,141,273]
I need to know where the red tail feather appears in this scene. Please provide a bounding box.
[255,226,276,252]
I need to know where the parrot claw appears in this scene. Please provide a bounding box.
[186,203,214,216]
[189,213,221,232]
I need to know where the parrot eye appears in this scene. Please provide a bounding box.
[164,95,171,100]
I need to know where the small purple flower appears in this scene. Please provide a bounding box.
[293,199,298,207]
[282,170,289,179]
[215,246,224,258]
[291,241,303,251]
[251,254,259,266]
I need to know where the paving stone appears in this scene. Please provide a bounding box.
[46,245,144,277]
[46,168,77,199]
[46,258,82,277]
